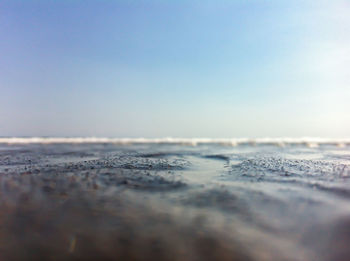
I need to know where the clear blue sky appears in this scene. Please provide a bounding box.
[1,0,349,138]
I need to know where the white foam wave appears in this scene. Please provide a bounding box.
[0,137,349,147]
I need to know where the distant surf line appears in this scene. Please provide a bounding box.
[0,137,349,147]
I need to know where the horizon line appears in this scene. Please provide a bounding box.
[1,137,349,147]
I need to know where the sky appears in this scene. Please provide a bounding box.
[0,0,349,138]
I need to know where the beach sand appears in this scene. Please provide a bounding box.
[1,142,350,260]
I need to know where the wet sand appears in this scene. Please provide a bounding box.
[1,143,350,260]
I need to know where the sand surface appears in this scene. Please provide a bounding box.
[1,143,350,260]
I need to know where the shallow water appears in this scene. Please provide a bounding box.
[0,142,350,260]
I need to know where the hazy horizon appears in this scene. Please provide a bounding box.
[1,0,349,138]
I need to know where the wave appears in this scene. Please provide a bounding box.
[0,137,349,147]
